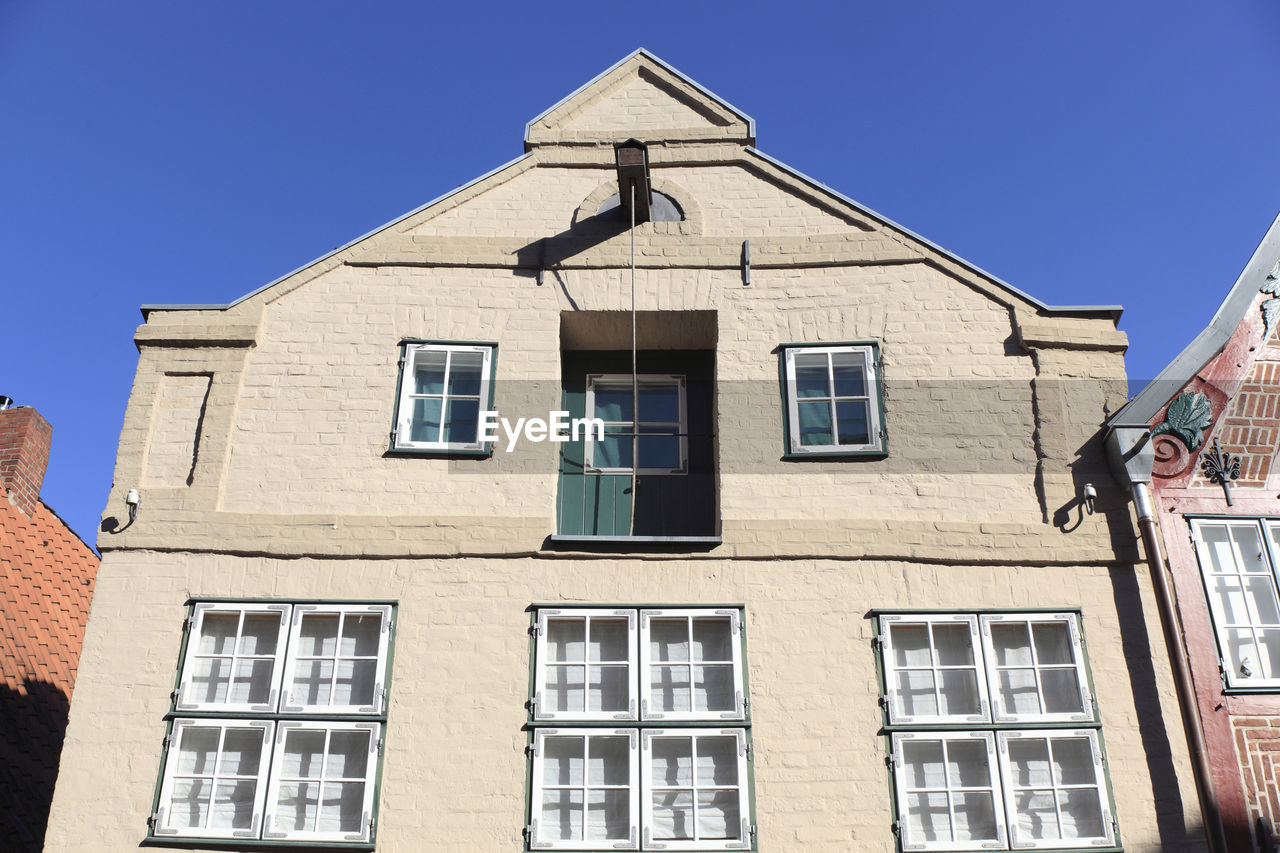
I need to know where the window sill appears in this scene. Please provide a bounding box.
[545,535,722,553]
[384,446,493,459]
[144,836,373,850]
[782,448,887,460]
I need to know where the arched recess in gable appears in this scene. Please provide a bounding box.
[571,177,703,236]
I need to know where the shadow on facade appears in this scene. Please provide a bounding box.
[0,679,71,853]
[1109,566,1207,850]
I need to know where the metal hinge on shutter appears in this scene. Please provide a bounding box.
[390,427,398,444]
[525,742,537,758]
[170,686,182,706]
[529,693,541,716]
[376,737,384,756]
[181,616,192,633]
[745,741,753,761]
[148,811,161,830]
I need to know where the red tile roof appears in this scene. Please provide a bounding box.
[0,497,99,852]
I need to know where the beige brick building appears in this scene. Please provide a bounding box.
[48,50,1207,853]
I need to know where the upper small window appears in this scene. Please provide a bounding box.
[585,374,687,475]
[597,190,684,222]
[781,344,884,457]
[392,342,495,454]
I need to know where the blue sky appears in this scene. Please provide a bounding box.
[3,1,1279,545]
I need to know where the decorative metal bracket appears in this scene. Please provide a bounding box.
[1200,437,1241,505]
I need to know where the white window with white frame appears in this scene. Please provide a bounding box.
[152,602,393,846]
[585,375,687,474]
[1189,517,1280,687]
[528,607,752,851]
[782,344,883,455]
[878,612,1114,852]
[393,342,494,452]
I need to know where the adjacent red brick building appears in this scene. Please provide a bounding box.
[1108,214,1280,853]
[0,404,100,852]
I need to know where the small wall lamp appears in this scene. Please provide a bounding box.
[125,488,140,524]
[1080,483,1097,516]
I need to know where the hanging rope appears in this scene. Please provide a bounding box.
[628,179,638,536]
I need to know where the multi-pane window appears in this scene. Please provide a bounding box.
[1189,518,1280,687]
[392,342,495,452]
[528,607,753,851]
[152,602,393,846]
[781,343,884,455]
[877,612,1114,852]
[585,375,687,474]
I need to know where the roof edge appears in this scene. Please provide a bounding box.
[140,152,536,318]
[1108,211,1280,428]
[522,48,756,146]
[745,147,1124,319]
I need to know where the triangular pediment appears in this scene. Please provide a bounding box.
[525,49,754,148]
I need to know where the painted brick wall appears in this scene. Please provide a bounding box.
[1193,359,1280,488]
[1233,717,1280,839]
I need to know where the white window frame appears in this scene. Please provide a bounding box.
[880,612,1113,853]
[528,607,752,852]
[1189,518,1280,688]
[262,720,381,844]
[529,728,641,850]
[783,344,883,455]
[154,602,392,846]
[995,731,1114,850]
[584,374,687,475]
[534,608,639,721]
[890,731,1006,852]
[640,609,745,722]
[641,728,751,851]
[979,614,1093,724]
[279,604,393,715]
[176,603,291,713]
[880,614,990,725]
[394,342,494,452]
[153,718,274,839]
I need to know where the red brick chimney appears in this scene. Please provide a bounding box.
[0,405,52,517]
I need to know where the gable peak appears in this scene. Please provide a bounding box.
[524,48,755,150]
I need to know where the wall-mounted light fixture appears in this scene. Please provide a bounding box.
[125,488,140,524]
[1080,483,1097,515]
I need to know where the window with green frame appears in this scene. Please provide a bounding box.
[390,341,496,454]
[526,606,755,851]
[779,343,885,457]
[149,601,395,847]
[875,611,1117,852]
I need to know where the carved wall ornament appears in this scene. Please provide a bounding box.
[1260,259,1280,335]
[1263,259,1280,294]
[1200,437,1242,506]
[1152,390,1212,450]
